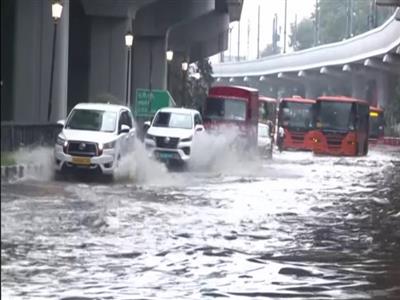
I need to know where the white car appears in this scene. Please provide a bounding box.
[144,107,204,164]
[258,122,273,158]
[54,103,136,176]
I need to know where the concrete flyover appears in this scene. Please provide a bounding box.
[1,0,243,124]
[212,8,400,109]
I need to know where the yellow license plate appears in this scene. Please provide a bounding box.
[72,156,91,165]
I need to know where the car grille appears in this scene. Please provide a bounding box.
[155,137,179,149]
[67,141,98,157]
[325,133,346,149]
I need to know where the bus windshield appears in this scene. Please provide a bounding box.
[280,102,313,129]
[317,101,354,131]
[204,97,247,122]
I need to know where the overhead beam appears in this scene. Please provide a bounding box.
[364,58,400,74]
[383,54,400,65]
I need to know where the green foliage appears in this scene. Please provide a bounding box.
[289,0,395,50]
[1,152,15,166]
[185,58,214,111]
[289,18,314,50]
[260,43,281,57]
[385,77,400,137]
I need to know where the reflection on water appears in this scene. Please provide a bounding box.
[1,146,400,299]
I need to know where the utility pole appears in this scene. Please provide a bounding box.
[283,0,287,53]
[314,0,319,46]
[293,14,297,50]
[237,21,240,61]
[257,4,260,58]
[229,25,233,61]
[247,19,250,60]
[272,13,278,54]
[346,0,353,38]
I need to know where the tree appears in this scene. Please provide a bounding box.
[385,77,400,136]
[186,58,214,111]
[289,0,395,50]
[289,18,314,51]
[260,43,281,57]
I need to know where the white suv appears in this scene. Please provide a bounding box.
[54,103,136,176]
[144,107,204,163]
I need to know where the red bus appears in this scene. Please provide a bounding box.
[311,96,370,156]
[369,106,384,145]
[203,86,259,149]
[277,96,315,151]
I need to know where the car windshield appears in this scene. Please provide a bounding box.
[204,97,247,121]
[66,109,117,132]
[280,102,313,129]
[153,112,193,129]
[318,101,354,131]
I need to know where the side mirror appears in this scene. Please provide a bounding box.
[143,120,151,132]
[195,125,204,132]
[57,119,65,126]
[120,124,130,134]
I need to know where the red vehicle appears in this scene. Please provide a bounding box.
[203,86,259,148]
[277,96,315,151]
[368,106,384,145]
[311,96,370,156]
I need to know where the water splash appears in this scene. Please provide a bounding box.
[13,146,55,181]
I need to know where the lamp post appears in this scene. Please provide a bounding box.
[166,50,173,92]
[181,60,188,106]
[125,31,133,106]
[47,1,63,122]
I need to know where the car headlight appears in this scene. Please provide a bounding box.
[56,136,67,147]
[180,136,192,142]
[99,141,116,150]
[145,133,155,141]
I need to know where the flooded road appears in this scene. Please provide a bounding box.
[1,146,400,299]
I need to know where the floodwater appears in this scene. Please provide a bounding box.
[1,145,400,299]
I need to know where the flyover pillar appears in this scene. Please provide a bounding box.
[304,81,319,99]
[131,36,167,99]
[376,72,390,108]
[351,75,366,100]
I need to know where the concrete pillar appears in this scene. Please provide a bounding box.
[351,74,366,100]
[304,81,319,99]
[88,17,127,103]
[52,0,69,122]
[13,0,69,123]
[376,72,389,108]
[131,36,167,101]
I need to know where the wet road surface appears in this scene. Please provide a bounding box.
[1,146,400,299]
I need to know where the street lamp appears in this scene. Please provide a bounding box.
[181,60,188,105]
[166,50,173,92]
[166,50,174,61]
[125,31,134,106]
[181,61,188,72]
[47,0,63,122]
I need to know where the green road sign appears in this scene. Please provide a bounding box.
[134,89,175,118]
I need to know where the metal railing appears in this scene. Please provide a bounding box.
[1,123,62,152]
